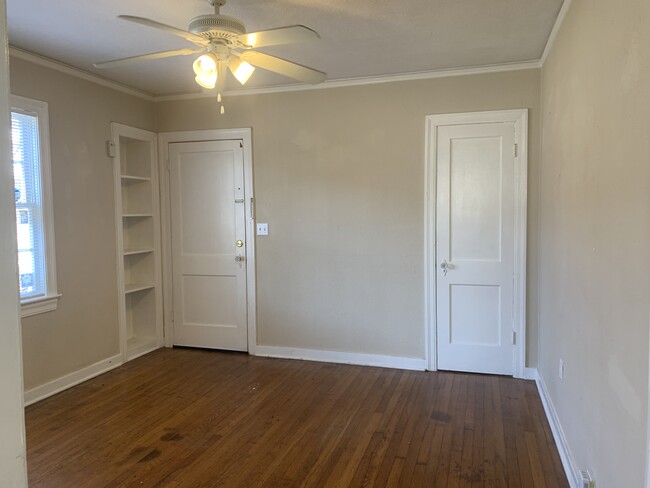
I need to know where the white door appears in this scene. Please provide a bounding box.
[169,140,248,351]
[436,122,516,375]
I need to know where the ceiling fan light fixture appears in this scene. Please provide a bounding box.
[193,53,218,88]
[96,0,327,98]
[229,58,255,85]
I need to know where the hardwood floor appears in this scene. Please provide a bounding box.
[26,348,568,487]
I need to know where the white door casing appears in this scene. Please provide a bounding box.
[159,129,256,351]
[425,110,528,378]
[169,140,247,350]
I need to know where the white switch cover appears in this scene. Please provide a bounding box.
[256,223,269,236]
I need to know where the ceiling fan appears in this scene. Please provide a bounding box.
[95,0,326,112]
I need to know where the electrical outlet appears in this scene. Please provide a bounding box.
[579,469,594,488]
[559,359,564,380]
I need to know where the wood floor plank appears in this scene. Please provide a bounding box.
[25,349,569,488]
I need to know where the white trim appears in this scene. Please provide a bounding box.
[532,369,580,488]
[9,47,542,102]
[9,47,154,101]
[0,1,28,481]
[155,61,541,101]
[157,129,256,351]
[24,353,123,406]
[10,47,544,103]
[20,293,61,317]
[540,0,573,66]
[126,339,160,362]
[9,46,542,102]
[424,116,437,372]
[646,312,650,488]
[523,367,539,381]
[514,112,529,378]
[11,95,60,315]
[424,109,528,378]
[253,345,426,371]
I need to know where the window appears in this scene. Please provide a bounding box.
[11,95,59,317]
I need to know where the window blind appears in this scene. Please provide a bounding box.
[11,111,46,299]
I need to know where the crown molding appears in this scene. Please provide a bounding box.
[8,47,155,102]
[154,60,542,102]
[8,46,542,103]
[540,0,573,66]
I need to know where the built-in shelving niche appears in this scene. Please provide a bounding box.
[112,123,162,362]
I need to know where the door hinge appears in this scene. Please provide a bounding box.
[512,331,517,345]
[240,141,243,148]
[513,144,518,158]
[106,141,116,158]
[250,197,255,220]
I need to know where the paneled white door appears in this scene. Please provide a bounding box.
[169,140,248,351]
[436,122,516,375]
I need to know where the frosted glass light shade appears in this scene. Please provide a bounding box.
[229,58,255,85]
[193,54,218,89]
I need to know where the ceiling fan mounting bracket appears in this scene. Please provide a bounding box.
[208,0,226,16]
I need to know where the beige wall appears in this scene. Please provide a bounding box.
[157,69,541,362]
[0,1,28,484]
[9,60,542,389]
[9,57,156,390]
[539,0,650,485]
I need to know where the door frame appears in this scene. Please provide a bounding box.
[158,129,256,352]
[424,109,528,378]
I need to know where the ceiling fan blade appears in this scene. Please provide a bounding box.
[237,25,320,49]
[94,48,205,69]
[240,51,326,84]
[118,15,208,45]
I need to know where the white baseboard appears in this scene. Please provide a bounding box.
[252,345,427,371]
[523,367,539,380]
[529,368,579,488]
[24,353,123,406]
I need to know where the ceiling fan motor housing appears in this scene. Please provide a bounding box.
[189,15,246,40]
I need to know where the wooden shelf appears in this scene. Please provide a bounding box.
[123,248,154,256]
[121,174,151,182]
[124,283,156,294]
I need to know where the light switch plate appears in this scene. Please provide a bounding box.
[256,223,269,236]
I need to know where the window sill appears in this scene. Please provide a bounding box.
[21,294,62,318]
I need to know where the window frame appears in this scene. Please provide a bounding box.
[11,95,60,317]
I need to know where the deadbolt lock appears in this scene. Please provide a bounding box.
[236,240,244,248]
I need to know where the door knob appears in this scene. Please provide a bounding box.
[236,240,244,248]
[440,259,449,276]
[235,255,245,262]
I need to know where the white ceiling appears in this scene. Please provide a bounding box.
[7,0,564,97]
